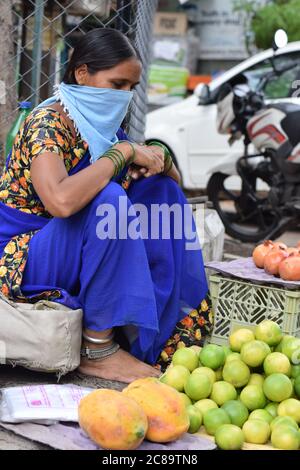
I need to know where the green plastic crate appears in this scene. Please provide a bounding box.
[209,274,300,346]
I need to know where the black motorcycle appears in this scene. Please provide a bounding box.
[207,67,300,243]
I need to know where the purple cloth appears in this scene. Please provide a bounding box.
[206,257,300,288]
[0,422,216,450]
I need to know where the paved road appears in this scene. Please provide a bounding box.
[276,230,299,246]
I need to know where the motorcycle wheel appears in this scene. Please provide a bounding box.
[207,172,282,243]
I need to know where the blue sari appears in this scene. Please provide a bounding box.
[0,129,208,364]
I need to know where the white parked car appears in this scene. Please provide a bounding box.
[145,42,300,189]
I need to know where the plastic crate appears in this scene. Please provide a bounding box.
[209,274,300,346]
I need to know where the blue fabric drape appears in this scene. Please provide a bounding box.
[0,129,208,363]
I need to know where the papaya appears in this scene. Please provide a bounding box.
[123,377,189,443]
[78,389,148,450]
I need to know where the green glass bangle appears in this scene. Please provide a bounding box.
[103,145,128,177]
[104,156,121,176]
[164,157,173,175]
[147,140,170,159]
[102,154,119,177]
[105,148,126,173]
[116,140,136,165]
[105,150,124,170]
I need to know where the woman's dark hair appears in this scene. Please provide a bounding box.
[63,28,140,84]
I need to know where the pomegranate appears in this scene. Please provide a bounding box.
[264,248,289,276]
[279,254,300,282]
[253,240,274,268]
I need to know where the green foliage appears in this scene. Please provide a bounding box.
[252,0,300,49]
[232,1,263,54]
[232,0,261,16]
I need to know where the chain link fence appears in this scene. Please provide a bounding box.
[0,0,158,161]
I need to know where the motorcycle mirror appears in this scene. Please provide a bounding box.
[197,84,211,105]
[273,29,288,51]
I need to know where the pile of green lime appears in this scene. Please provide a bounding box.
[160,320,300,450]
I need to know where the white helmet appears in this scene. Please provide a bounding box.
[217,83,251,134]
[217,90,235,134]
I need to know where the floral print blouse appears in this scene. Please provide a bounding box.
[0,107,88,301]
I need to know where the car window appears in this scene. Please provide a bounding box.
[263,66,300,99]
[244,51,300,99]
[243,59,273,91]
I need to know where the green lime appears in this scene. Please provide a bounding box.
[203,408,230,436]
[222,360,250,388]
[248,373,264,387]
[282,338,300,364]
[254,320,283,346]
[222,346,232,358]
[263,373,293,402]
[263,352,291,376]
[215,424,244,450]
[184,373,212,401]
[271,425,300,450]
[160,365,190,391]
[291,365,300,379]
[187,405,202,434]
[221,400,249,428]
[194,399,218,416]
[215,367,223,381]
[229,329,255,352]
[241,340,271,368]
[172,348,199,372]
[270,415,298,432]
[225,352,241,363]
[240,385,267,411]
[248,409,273,424]
[264,402,278,418]
[192,367,216,384]
[242,419,271,444]
[278,398,300,424]
[210,381,237,406]
[199,344,225,370]
[294,375,300,399]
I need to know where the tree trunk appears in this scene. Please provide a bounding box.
[0,1,17,165]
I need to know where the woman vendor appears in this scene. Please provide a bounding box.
[0,28,213,383]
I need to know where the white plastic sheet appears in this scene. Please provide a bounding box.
[0,384,92,424]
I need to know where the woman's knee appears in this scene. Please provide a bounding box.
[135,175,184,203]
[91,182,128,207]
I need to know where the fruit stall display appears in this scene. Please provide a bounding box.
[208,240,300,346]
[160,321,300,450]
[77,320,300,451]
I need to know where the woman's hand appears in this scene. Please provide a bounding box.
[127,165,147,181]
[128,143,181,185]
[132,143,165,178]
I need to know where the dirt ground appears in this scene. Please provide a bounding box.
[0,230,299,450]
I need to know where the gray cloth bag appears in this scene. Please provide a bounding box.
[0,293,83,376]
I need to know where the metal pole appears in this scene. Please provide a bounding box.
[31,0,45,106]
[116,0,132,35]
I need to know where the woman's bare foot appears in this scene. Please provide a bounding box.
[78,348,161,383]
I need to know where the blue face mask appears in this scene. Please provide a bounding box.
[37,82,133,163]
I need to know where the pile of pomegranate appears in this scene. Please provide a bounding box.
[252,240,300,281]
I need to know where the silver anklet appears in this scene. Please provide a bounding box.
[80,342,120,360]
[82,331,114,344]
